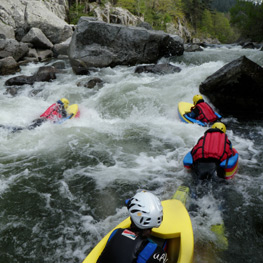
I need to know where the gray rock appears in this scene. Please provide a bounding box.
[5,75,36,86]
[199,56,263,118]
[137,22,153,30]
[50,60,66,70]
[21,28,53,49]
[52,37,71,57]
[77,77,104,89]
[37,50,53,61]
[184,44,203,52]
[25,1,73,44]
[69,17,184,74]
[135,63,181,74]
[18,57,39,65]
[15,27,28,42]
[0,21,15,39]
[5,66,57,86]
[86,78,104,89]
[34,66,57,81]
[27,48,39,59]
[0,39,29,61]
[242,42,258,49]
[0,0,72,44]
[0,56,21,75]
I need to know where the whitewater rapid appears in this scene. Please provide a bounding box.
[0,45,262,263]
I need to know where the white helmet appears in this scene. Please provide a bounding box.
[126,190,163,229]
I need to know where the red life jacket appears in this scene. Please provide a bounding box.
[191,129,233,163]
[193,101,218,123]
[40,103,63,121]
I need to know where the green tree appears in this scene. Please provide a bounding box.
[68,2,87,24]
[200,9,214,35]
[182,0,213,31]
[230,0,263,41]
[213,12,236,42]
[211,0,236,12]
[117,0,138,14]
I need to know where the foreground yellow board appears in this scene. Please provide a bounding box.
[83,199,194,263]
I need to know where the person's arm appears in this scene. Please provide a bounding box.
[187,110,196,119]
[27,118,46,130]
[187,107,199,119]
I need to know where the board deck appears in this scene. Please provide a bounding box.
[82,197,194,263]
[183,148,239,179]
[178,101,221,127]
[57,104,80,124]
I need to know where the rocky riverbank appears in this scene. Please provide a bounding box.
[0,0,185,76]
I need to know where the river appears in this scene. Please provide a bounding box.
[0,45,262,263]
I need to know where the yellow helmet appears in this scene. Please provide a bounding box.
[193,94,203,105]
[60,98,69,109]
[212,122,226,133]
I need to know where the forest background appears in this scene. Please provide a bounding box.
[67,0,263,44]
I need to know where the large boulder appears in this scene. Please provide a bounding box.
[199,56,263,118]
[5,66,57,86]
[69,17,184,74]
[25,1,73,44]
[0,56,21,75]
[21,27,53,49]
[0,0,72,43]
[0,0,26,31]
[0,38,29,61]
[0,21,15,39]
[52,37,71,57]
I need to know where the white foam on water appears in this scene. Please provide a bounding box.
[0,46,263,262]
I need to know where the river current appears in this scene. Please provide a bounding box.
[0,46,262,263]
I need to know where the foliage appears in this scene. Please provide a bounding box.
[230,0,263,41]
[66,0,250,43]
[117,0,185,30]
[68,2,88,24]
[117,0,146,16]
[197,9,238,42]
[199,9,213,35]
[211,0,236,12]
[212,12,238,42]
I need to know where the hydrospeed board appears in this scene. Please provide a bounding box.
[82,190,194,263]
[183,148,239,179]
[178,101,221,127]
[57,104,80,124]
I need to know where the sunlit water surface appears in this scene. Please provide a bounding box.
[0,46,262,263]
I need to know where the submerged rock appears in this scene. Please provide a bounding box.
[135,63,181,74]
[5,66,57,86]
